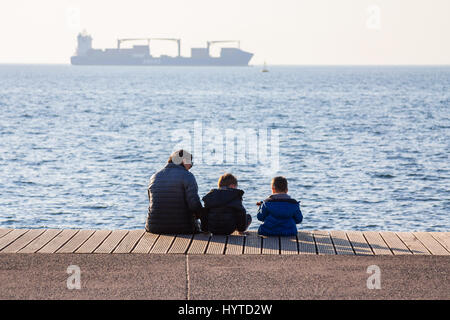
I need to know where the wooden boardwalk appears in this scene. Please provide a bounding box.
[0,228,449,255]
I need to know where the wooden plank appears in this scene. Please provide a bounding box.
[0,229,29,251]
[225,234,245,255]
[312,230,335,255]
[379,231,412,255]
[56,230,96,253]
[5,228,446,257]
[280,236,298,254]
[132,232,159,253]
[206,234,227,254]
[75,230,111,253]
[297,231,316,254]
[430,232,450,253]
[1,229,46,253]
[38,229,78,253]
[262,236,279,255]
[396,232,430,255]
[186,233,210,254]
[168,234,193,254]
[150,234,176,254]
[113,230,145,253]
[363,231,393,255]
[94,230,129,254]
[346,231,373,255]
[413,232,450,256]
[329,230,354,255]
[0,229,12,238]
[243,231,262,255]
[18,229,62,253]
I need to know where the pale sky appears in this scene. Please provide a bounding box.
[0,0,449,65]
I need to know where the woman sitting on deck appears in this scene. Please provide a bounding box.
[145,150,204,234]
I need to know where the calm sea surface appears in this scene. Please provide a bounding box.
[0,65,449,231]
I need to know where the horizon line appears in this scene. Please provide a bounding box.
[1,63,450,67]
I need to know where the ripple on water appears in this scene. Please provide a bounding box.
[0,65,449,231]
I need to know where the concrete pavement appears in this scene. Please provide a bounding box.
[0,254,449,299]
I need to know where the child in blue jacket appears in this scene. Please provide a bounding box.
[257,176,303,236]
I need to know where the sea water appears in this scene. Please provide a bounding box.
[0,65,448,231]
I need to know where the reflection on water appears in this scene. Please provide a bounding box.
[0,65,449,231]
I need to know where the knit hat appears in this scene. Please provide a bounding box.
[169,149,193,165]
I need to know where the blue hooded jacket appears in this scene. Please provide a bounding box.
[257,194,303,236]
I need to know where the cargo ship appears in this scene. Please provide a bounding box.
[71,31,253,66]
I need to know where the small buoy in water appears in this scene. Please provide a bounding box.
[262,61,269,72]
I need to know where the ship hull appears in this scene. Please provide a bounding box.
[71,53,253,66]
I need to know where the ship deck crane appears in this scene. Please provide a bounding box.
[206,40,241,55]
[117,37,181,57]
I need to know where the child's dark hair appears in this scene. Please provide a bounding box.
[271,176,288,192]
[218,173,238,188]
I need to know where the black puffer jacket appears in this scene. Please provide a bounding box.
[202,187,247,235]
[146,163,203,234]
